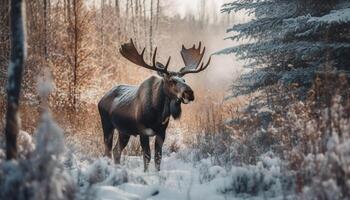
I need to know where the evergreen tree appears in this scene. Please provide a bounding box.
[219,0,350,102]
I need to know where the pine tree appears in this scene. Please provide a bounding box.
[219,0,350,101]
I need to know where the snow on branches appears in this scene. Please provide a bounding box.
[219,0,350,99]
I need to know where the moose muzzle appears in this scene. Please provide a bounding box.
[181,89,194,104]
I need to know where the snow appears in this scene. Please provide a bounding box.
[0,102,303,200]
[0,110,75,200]
[17,131,35,152]
[308,8,350,24]
[61,149,290,200]
[0,88,293,200]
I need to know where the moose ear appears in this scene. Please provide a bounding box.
[156,62,166,77]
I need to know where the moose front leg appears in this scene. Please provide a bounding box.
[155,134,165,171]
[140,135,151,172]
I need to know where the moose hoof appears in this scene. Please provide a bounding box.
[104,152,112,158]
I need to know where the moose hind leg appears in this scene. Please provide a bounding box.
[155,134,165,171]
[113,134,130,164]
[140,136,151,172]
[99,109,114,158]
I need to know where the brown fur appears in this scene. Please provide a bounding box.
[98,75,193,171]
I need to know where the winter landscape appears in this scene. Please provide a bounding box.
[1,0,350,199]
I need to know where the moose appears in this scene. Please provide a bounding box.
[98,39,211,171]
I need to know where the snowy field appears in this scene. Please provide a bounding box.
[0,111,296,200]
[66,133,292,200]
[0,116,293,200]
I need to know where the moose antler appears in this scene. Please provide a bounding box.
[119,39,171,75]
[178,42,211,76]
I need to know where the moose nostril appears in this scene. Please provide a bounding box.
[184,90,194,101]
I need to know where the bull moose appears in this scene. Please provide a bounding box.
[98,39,211,171]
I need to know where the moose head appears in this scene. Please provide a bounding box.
[119,39,211,105]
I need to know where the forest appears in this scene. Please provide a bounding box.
[0,0,350,199]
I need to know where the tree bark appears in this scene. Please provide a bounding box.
[73,0,78,110]
[0,0,10,86]
[137,0,142,40]
[149,0,153,60]
[143,0,147,50]
[131,0,136,38]
[5,0,27,160]
[135,0,139,39]
[67,0,71,24]
[115,0,121,43]
[101,0,105,68]
[125,0,129,34]
[156,0,160,28]
[44,0,49,60]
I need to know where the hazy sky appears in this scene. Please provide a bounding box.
[89,0,232,21]
[166,0,227,18]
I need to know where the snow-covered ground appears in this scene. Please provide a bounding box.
[94,155,213,200]
[0,118,293,200]
[67,149,291,200]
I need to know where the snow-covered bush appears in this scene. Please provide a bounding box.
[0,130,35,160]
[82,158,128,187]
[196,152,294,198]
[190,67,350,198]
[0,111,75,200]
[301,135,350,199]
[63,153,130,200]
[17,130,35,159]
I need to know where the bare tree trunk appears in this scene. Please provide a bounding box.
[0,0,10,87]
[156,0,160,28]
[137,0,142,40]
[149,0,153,60]
[44,0,49,60]
[115,0,121,43]
[73,0,79,110]
[5,0,26,160]
[143,0,147,50]
[130,0,135,38]
[64,0,67,21]
[67,0,71,23]
[125,0,129,34]
[48,0,51,53]
[199,0,206,29]
[66,0,74,107]
[101,0,105,68]
[135,0,139,40]
[115,0,120,20]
